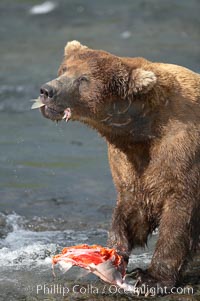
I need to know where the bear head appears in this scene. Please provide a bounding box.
[40,40,158,141]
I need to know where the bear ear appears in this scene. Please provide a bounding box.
[64,40,88,55]
[129,68,157,94]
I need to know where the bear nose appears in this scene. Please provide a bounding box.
[40,84,55,99]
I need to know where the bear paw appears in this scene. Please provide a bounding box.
[126,268,174,296]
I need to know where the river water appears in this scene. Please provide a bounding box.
[0,0,200,300]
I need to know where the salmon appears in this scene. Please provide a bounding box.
[52,244,135,291]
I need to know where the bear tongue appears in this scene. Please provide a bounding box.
[62,108,71,123]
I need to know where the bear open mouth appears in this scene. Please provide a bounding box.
[40,105,71,122]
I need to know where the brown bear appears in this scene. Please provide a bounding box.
[39,40,200,292]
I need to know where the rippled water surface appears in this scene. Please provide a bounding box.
[0,0,200,300]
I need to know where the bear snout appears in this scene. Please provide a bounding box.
[39,82,66,121]
[40,84,56,100]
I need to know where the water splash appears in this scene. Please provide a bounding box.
[29,1,56,15]
[0,213,154,273]
[0,213,107,269]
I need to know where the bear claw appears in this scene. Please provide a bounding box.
[126,268,174,296]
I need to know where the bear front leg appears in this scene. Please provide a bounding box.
[108,199,150,262]
[133,200,195,294]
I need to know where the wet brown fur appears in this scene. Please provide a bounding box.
[41,41,200,288]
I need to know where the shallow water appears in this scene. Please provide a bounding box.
[0,0,200,300]
[0,212,155,300]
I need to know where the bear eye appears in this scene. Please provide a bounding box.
[58,66,67,76]
[61,67,67,73]
[77,75,89,83]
